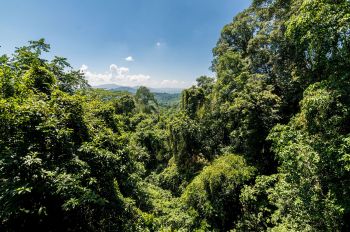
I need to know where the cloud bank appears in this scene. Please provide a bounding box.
[80,64,189,88]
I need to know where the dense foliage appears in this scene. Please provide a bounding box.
[1,0,350,231]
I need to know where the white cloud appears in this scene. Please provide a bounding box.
[80,64,190,88]
[110,64,129,75]
[156,42,161,47]
[80,64,88,72]
[125,56,134,62]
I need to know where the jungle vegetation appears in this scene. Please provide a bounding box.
[1,0,350,231]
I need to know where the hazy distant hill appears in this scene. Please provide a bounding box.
[90,86,181,106]
[154,92,180,106]
[93,84,183,94]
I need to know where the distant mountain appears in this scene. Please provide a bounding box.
[93,84,137,93]
[92,84,183,94]
[154,92,181,106]
[150,88,183,94]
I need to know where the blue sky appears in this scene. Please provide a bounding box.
[0,0,251,88]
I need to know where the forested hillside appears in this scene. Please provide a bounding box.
[1,0,350,231]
